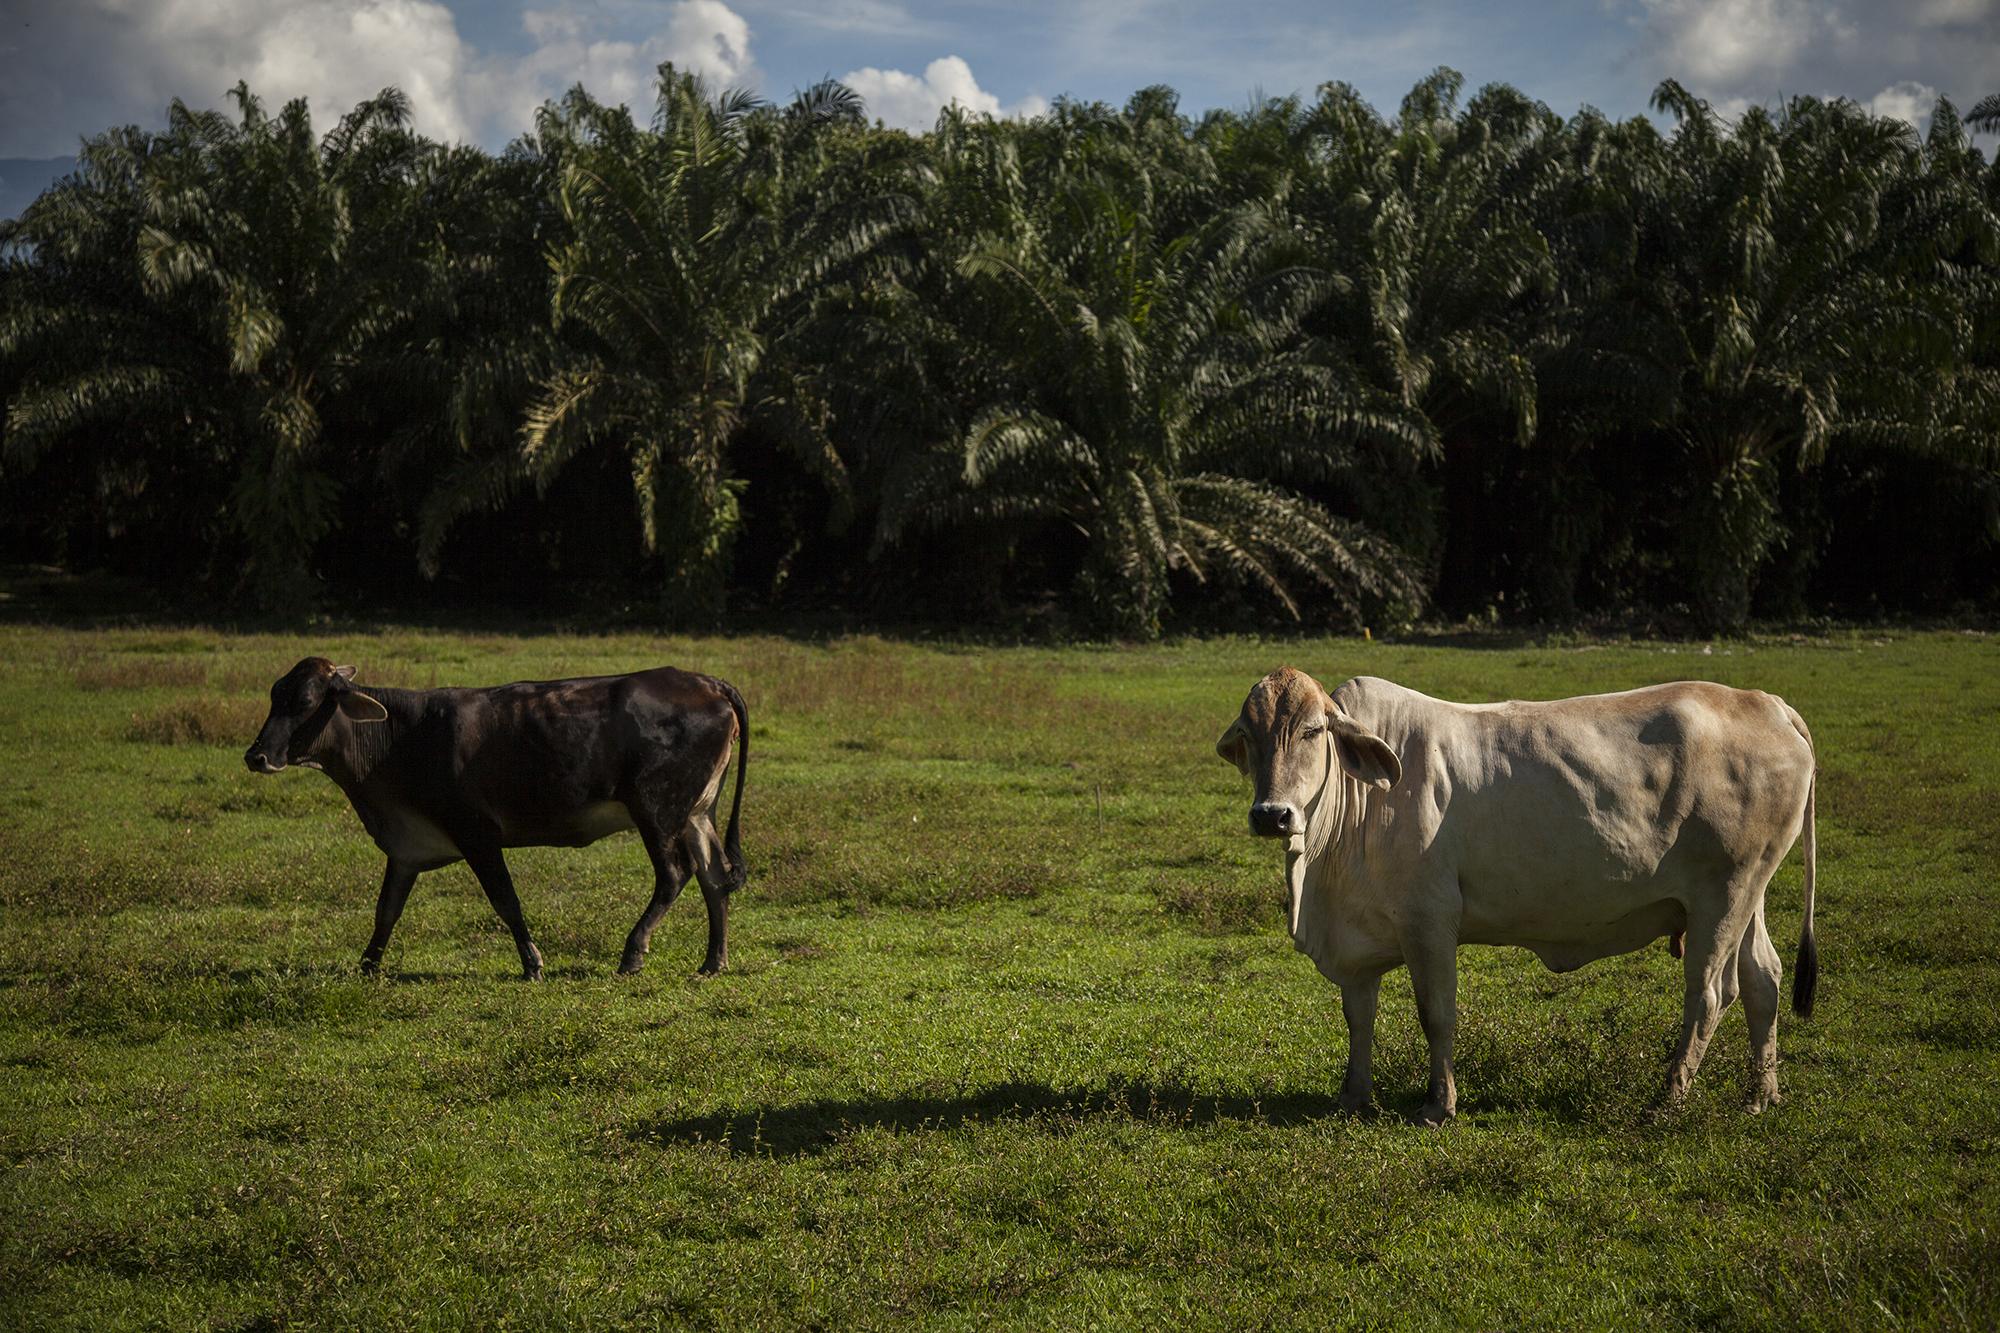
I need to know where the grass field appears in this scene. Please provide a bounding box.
[1,622,1996,1329]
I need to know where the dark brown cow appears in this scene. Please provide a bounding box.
[245,658,747,979]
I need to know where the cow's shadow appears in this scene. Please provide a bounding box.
[628,1081,1349,1157]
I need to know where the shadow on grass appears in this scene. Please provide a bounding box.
[629,1080,1348,1157]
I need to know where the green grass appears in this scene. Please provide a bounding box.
[2,624,1996,1329]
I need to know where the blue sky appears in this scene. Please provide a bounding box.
[1,0,1994,160]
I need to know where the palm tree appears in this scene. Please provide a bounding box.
[514,69,915,623]
[1305,74,1555,445]
[1272,73,1565,610]
[1,125,228,580]
[3,84,437,604]
[877,122,1427,638]
[376,134,568,580]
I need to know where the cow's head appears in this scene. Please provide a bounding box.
[244,657,387,774]
[1216,667,1400,839]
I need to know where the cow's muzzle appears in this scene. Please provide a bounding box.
[1249,802,1300,838]
[244,747,284,774]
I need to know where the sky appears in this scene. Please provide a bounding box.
[0,0,1995,162]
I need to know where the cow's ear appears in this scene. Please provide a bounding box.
[337,689,388,723]
[1215,720,1251,775]
[331,664,358,682]
[1330,714,1400,790]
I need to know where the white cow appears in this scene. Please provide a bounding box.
[1217,668,1818,1123]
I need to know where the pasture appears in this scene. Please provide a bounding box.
[1,623,1995,1328]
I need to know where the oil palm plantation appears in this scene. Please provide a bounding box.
[1299,73,1556,447]
[4,72,1996,626]
[3,85,435,604]
[1580,83,2000,628]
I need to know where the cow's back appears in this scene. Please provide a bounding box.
[406,667,733,845]
[1339,678,1814,949]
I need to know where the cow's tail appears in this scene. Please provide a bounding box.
[718,678,749,894]
[1786,702,1818,1020]
[1792,769,1818,1018]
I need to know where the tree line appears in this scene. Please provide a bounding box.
[3,69,1997,635]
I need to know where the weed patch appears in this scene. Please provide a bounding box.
[1154,873,1274,934]
[72,658,210,691]
[125,697,265,746]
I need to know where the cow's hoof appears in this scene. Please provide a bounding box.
[1746,1088,1782,1115]
[695,960,726,978]
[1412,1102,1455,1127]
[521,967,544,983]
[1337,1092,1377,1117]
[616,956,645,976]
[359,957,381,977]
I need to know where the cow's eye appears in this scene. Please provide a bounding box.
[1301,723,1325,738]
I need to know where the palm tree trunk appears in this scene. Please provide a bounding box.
[652,462,743,627]
[1684,436,1779,632]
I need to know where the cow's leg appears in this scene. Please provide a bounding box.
[682,815,732,976]
[619,832,694,975]
[1403,934,1459,1125]
[464,845,543,981]
[1715,932,1745,1015]
[626,747,731,976]
[1338,976,1381,1114]
[1665,892,1757,1105]
[359,860,418,975]
[627,808,726,976]
[1739,906,1784,1113]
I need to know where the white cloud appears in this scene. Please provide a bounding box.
[0,0,477,154]
[522,6,590,45]
[665,0,756,84]
[1626,0,2000,139]
[1868,79,1938,127]
[1914,0,1995,24]
[473,0,757,140]
[233,0,476,139]
[0,0,760,156]
[841,55,1042,132]
[1637,0,1842,87]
